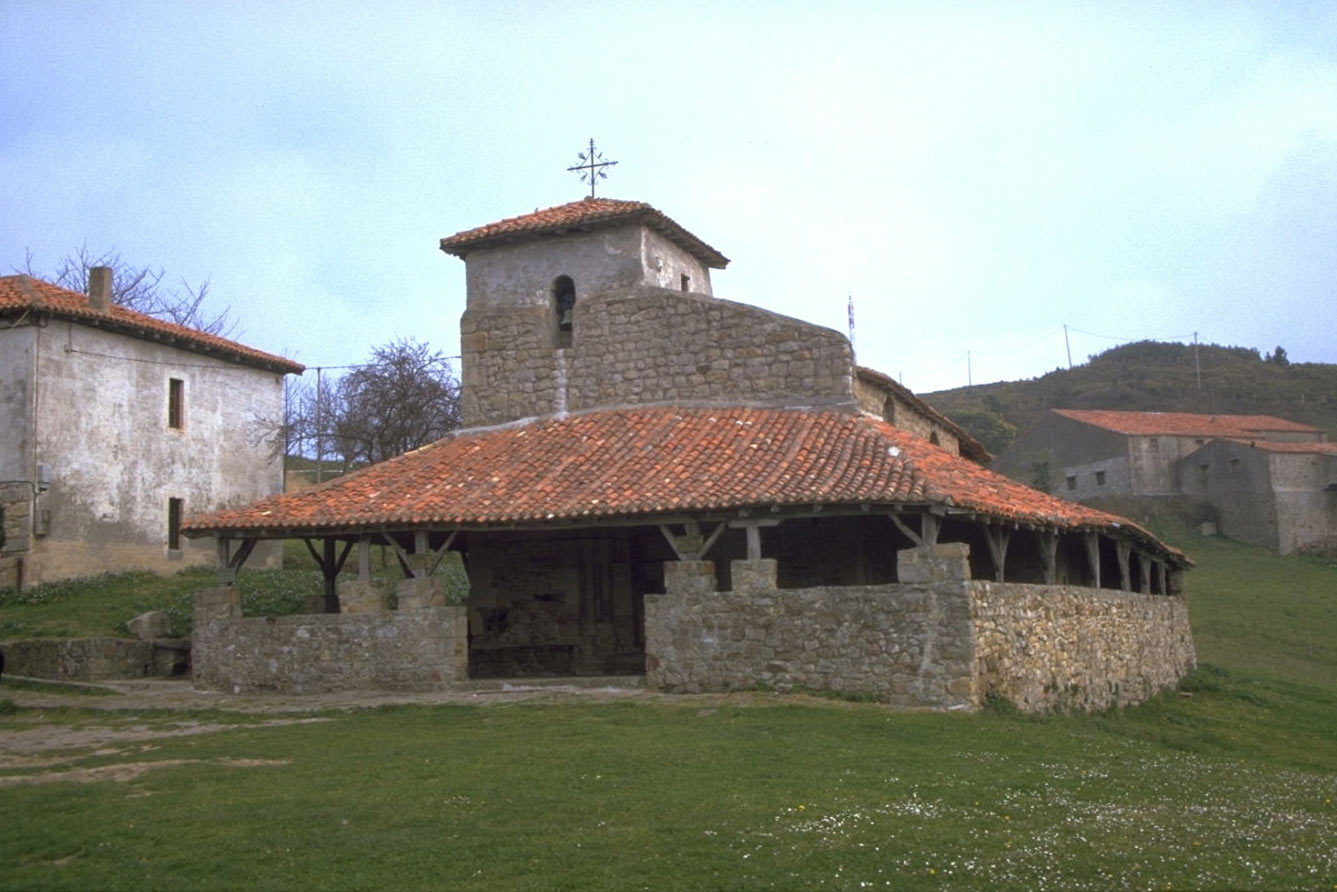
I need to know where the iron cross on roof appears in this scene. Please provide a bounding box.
[567,138,618,198]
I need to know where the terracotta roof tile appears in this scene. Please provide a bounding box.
[0,275,304,373]
[439,198,729,268]
[185,406,1183,562]
[1054,409,1320,438]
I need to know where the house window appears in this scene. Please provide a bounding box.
[881,396,896,425]
[929,431,941,446]
[552,275,575,348]
[1195,439,1205,447]
[168,378,184,429]
[1229,458,1240,470]
[1095,471,1106,486]
[680,274,690,292]
[1149,437,1159,453]
[1066,475,1077,491]
[167,497,183,551]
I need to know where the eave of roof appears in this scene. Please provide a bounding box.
[856,366,992,464]
[439,198,730,269]
[0,275,304,374]
[1219,438,1337,455]
[184,406,1186,565]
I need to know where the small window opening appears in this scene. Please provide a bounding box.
[168,378,184,429]
[1149,437,1159,452]
[552,275,575,348]
[167,497,183,551]
[1066,475,1077,491]
[929,431,941,446]
[1095,470,1106,486]
[881,396,896,425]
[1229,458,1240,470]
[1194,439,1205,446]
[680,274,690,292]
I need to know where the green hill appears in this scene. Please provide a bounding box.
[924,340,1337,456]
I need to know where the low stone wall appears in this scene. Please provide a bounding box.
[971,581,1196,712]
[2,637,157,680]
[645,556,978,709]
[191,583,467,694]
[645,545,1195,712]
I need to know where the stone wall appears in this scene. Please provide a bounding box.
[0,482,31,590]
[645,554,979,708]
[191,584,467,693]
[971,581,1195,712]
[644,545,1194,712]
[0,637,171,680]
[461,287,855,427]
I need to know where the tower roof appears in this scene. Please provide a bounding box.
[439,198,730,269]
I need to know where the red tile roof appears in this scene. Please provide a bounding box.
[184,406,1184,563]
[439,198,730,269]
[1054,409,1321,438]
[0,275,304,374]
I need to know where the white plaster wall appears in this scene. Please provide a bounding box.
[27,320,286,583]
[0,325,36,482]
[463,225,712,309]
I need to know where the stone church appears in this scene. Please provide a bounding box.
[185,197,1195,711]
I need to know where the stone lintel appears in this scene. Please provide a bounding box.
[664,560,717,595]
[897,542,971,583]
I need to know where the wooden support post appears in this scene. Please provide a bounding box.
[888,513,923,546]
[1115,540,1132,591]
[984,525,1011,583]
[922,512,941,547]
[1139,553,1152,593]
[357,535,371,584]
[746,525,761,561]
[1084,531,1101,589]
[214,534,236,586]
[322,537,338,613]
[1038,530,1058,585]
[1156,561,1167,596]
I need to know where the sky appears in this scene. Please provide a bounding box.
[3,0,1335,395]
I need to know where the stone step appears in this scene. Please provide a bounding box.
[459,674,646,693]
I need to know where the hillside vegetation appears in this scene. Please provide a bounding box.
[924,341,1337,455]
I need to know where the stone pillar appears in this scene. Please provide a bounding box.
[193,585,242,625]
[338,579,391,614]
[729,559,777,593]
[663,560,717,595]
[897,542,971,583]
[396,576,446,610]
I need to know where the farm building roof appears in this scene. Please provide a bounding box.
[0,275,304,374]
[184,405,1186,565]
[1053,409,1320,438]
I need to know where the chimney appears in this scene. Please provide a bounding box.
[88,266,112,312]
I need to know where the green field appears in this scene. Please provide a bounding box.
[3,525,1336,890]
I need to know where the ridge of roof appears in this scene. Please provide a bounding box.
[183,405,1184,564]
[1053,409,1321,437]
[855,366,992,464]
[438,197,730,269]
[0,275,304,374]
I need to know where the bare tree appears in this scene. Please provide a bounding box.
[330,339,462,466]
[19,245,238,338]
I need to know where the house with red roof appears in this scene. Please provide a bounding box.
[183,198,1195,711]
[0,269,303,589]
[998,409,1334,553]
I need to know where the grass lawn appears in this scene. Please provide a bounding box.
[2,524,1336,890]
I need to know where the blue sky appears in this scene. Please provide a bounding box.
[3,0,1334,394]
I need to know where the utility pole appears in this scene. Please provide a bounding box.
[1063,324,1073,369]
[1193,332,1202,391]
[316,366,323,484]
[967,351,972,387]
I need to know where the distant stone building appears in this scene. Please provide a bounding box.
[0,270,303,589]
[998,409,1335,554]
[185,199,1194,711]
